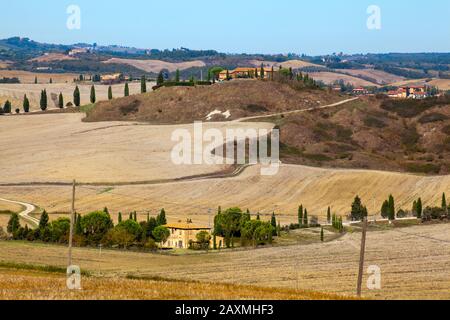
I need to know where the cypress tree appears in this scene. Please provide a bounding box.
[23,95,30,113]
[3,100,11,113]
[256,213,260,221]
[320,227,324,242]
[7,213,21,234]
[417,198,423,218]
[58,92,64,108]
[327,207,331,223]
[39,210,49,229]
[381,200,389,219]
[73,86,81,107]
[40,89,47,111]
[260,64,265,79]
[34,77,38,84]
[157,71,164,86]
[141,75,147,93]
[254,68,258,79]
[303,209,308,227]
[298,205,303,226]
[124,83,130,97]
[129,213,133,220]
[157,209,167,226]
[108,86,113,100]
[388,195,395,220]
[90,85,96,103]
[271,213,277,236]
[442,193,447,210]
[118,212,122,223]
[412,200,417,216]
[226,70,230,80]
[49,78,53,84]
[175,69,180,82]
[271,66,274,80]
[133,211,137,222]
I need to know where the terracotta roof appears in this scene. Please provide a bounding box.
[164,223,211,230]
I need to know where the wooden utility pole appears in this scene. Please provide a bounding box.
[357,216,368,297]
[68,179,76,266]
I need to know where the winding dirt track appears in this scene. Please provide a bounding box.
[0,198,38,226]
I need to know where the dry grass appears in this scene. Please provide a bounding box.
[250,59,323,69]
[0,223,448,300]
[102,58,206,73]
[29,53,76,63]
[0,82,144,112]
[0,268,344,300]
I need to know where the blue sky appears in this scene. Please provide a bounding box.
[1,0,449,55]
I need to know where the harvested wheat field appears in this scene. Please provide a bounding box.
[0,163,449,226]
[0,114,272,184]
[0,268,343,300]
[335,69,405,85]
[103,58,206,73]
[0,82,144,112]
[307,72,379,87]
[0,70,78,84]
[0,223,448,299]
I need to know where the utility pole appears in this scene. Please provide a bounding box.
[357,216,368,297]
[68,179,76,266]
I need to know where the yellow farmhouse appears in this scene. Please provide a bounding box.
[163,221,224,249]
[218,67,276,81]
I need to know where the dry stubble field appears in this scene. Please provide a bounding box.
[0,82,143,112]
[0,223,448,300]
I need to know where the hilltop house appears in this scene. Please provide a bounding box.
[219,67,276,81]
[163,221,223,249]
[352,87,370,96]
[387,85,429,99]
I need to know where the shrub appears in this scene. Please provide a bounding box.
[418,113,448,124]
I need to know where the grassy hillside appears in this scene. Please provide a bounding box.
[272,95,450,174]
[84,80,343,124]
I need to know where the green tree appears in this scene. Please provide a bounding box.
[351,196,367,221]
[39,210,49,230]
[156,209,167,226]
[80,211,114,245]
[58,92,64,108]
[298,205,303,226]
[388,195,395,220]
[51,218,70,243]
[270,213,277,236]
[157,71,164,86]
[7,213,21,234]
[124,83,130,97]
[3,100,11,113]
[442,193,447,211]
[23,95,30,113]
[327,207,331,223]
[116,219,142,239]
[152,226,170,248]
[90,85,96,103]
[141,75,147,93]
[214,207,243,248]
[108,86,113,100]
[40,89,47,111]
[417,198,423,218]
[73,86,81,107]
[175,69,180,82]
[303,209,308,227]
[381,200,389,219]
